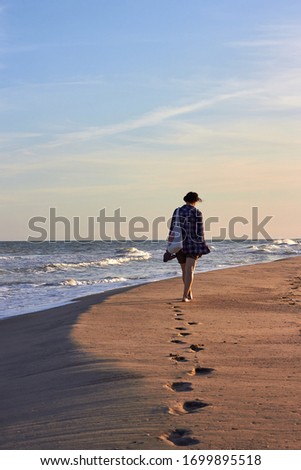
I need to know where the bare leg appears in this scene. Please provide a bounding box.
[180,263,190,301]
[183,257,197,301]
[180,263,186,283]
[180,262,194,301]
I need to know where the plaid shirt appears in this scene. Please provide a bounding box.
[169,204,209,256]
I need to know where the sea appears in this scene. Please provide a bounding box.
[0,239,300,320]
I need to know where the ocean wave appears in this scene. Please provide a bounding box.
[249,242,301,254]
[253,244,281,252]
[44,250,151,272]
[115,247,151,256]
[273,238,299,246]
[60,277,127,287]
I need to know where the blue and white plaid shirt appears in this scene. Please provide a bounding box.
[169,204,209,256]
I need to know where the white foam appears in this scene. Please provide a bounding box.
[46,252,151,271]
[60,277,127,287]
[249,241,301,254]
[274,238,298,245]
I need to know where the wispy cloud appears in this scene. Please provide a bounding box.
[226,23,301,116]
[0,89,253,158]
[227,23,301,59]
[42,90,254,148]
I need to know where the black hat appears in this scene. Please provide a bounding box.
[183,192,202,203]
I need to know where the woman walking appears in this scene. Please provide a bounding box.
[169,192,210,302]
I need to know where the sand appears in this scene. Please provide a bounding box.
[0,257,300,450]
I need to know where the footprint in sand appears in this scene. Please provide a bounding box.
[170,339,186,344]
[179,332,191,337]
[188,366,214,376]
[175,326,187,331]
[160,428,200,447]
[190,344,205,352]
[175,317,184,321]
[182,400,209,412]
[174,309,183,313]
[187,321,198,326]
[168,399,209,415]
[169,353,188,363]
[165,381,193,392]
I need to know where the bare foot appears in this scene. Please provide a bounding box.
[188,292,193,300]
[182,297,190,302]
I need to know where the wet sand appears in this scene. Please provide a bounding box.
[0,257,300,449]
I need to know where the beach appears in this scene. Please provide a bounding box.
[0,257,300,450]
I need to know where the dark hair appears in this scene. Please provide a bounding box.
[183,192,202,203]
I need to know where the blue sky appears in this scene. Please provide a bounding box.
[1,0,301,240]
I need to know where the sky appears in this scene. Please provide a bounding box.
[0,0,300,240]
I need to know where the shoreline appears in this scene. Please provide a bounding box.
[2,253,301,322]
[0,257,301,449]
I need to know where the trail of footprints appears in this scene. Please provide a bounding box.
[281,275,301,338]
[159,273,301,447]
[281,275,301,306]
[159,302,214,447]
